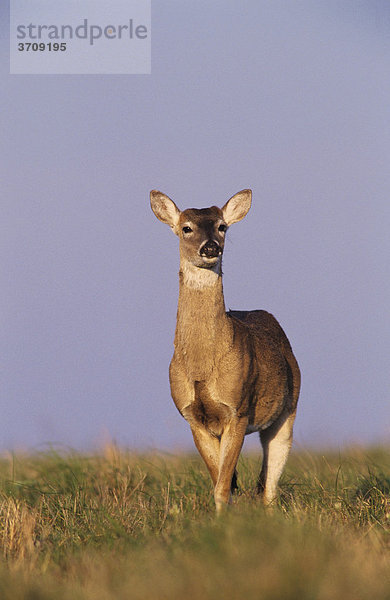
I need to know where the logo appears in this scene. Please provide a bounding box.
[10,1,151,74]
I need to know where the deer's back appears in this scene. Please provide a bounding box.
[228,309,291,348]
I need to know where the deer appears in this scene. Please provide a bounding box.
[150,189,300,513]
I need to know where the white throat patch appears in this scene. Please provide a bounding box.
[181,260,220,289]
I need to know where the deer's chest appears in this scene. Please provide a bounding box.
[180,380,235,437]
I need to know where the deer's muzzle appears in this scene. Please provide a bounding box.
[200,240,222,259]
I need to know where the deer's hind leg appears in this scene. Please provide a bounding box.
[257,410,296,505]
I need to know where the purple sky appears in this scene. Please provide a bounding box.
[1,1,389,452]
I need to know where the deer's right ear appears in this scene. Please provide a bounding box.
[222,189,252,226]
[150,191,181,234]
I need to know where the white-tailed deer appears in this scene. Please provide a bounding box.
[150,189,300,512]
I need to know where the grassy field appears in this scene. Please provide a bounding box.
[0,445,389,599]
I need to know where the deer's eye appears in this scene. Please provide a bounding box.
[182,226,193,234]
[218,224,227,233]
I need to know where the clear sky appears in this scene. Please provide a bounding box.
[1,1,389,452]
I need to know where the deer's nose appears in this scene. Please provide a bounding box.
[200,240,222,258]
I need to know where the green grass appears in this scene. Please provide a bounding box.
[0,445,389,599]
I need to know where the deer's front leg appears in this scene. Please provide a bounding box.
[214,417,247,513]
[190,426,220,486]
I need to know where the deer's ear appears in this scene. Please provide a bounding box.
[150,191,181,233]
[222,189,252,226]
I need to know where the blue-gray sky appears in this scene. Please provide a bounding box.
[1,1,389,452]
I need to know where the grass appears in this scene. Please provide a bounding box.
[0,445,389,599]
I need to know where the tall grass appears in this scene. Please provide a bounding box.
[0,446,389,599]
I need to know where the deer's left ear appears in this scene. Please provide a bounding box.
[222,189,252,226]
[150,190,181,234]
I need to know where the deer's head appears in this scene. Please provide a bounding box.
[150,190,252,271]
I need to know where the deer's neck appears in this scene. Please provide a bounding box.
[174,260,232,380]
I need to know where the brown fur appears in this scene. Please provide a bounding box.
[150,190,300,511]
